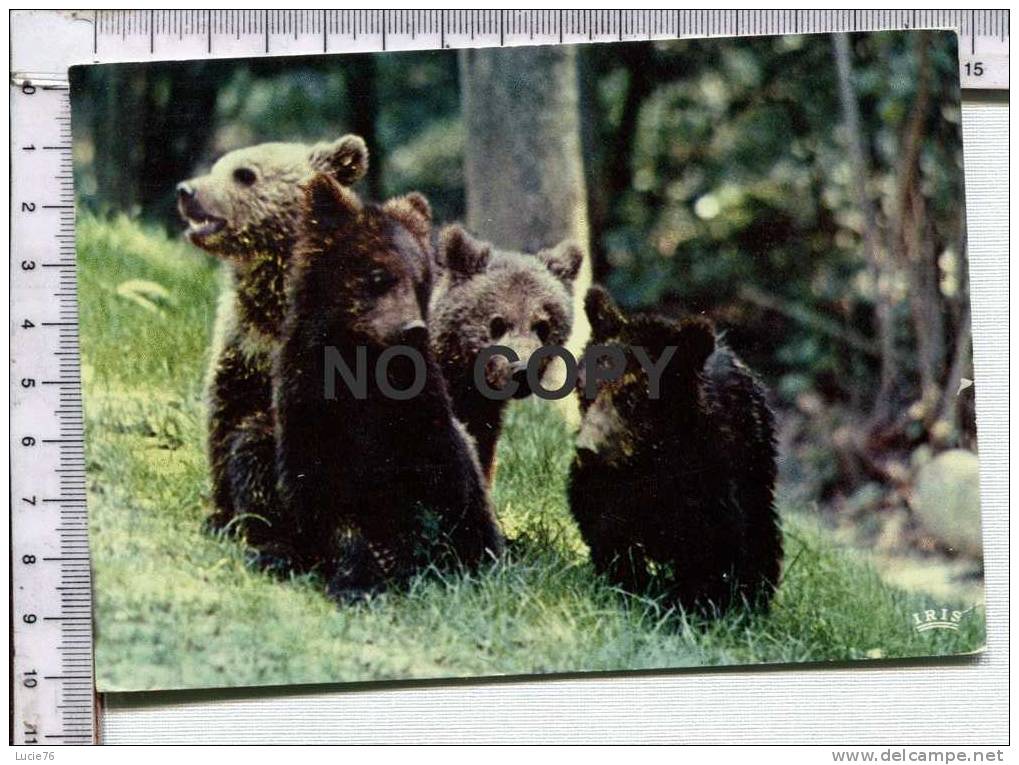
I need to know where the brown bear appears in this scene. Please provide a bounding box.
[568,286,782,616]
[176,135,368,550]
[274,174,504,599]
[428,225,583,481]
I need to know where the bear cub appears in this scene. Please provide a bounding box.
[429,225,583,481]
[275,173,504,598]
[569,286,782,616]
[177,135,368,550]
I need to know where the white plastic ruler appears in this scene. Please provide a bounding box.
[9,8,1010,746]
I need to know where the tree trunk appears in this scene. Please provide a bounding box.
[460,45,592,371]
[138,64,220,226]
[903,186,946,419]
[891,34,945,421]
[87,63,220,227]
[578,50,610,282]
[92,67,147,216]
[343,54,382,200]
[579,47,655,283]
[832,33,899,425]
[937,301,972,445]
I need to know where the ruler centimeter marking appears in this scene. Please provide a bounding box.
[9,7,1009,746]
[78,9,1008,89]
[11,79,95,745]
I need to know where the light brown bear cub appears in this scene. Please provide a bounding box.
[177,135,368,554]
[428,225,583,481]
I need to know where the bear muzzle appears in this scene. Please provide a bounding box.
[397,319,429,350]
[177,182,227,245]
[509,361,532,398]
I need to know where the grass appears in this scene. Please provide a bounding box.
[78,213,985,693]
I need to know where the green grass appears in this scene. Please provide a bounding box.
[78,213,985,692]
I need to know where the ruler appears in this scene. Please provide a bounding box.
[8,8,1009,746]
[10,10,1011,87]
[10,79,95,744]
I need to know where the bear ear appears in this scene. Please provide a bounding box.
[383,192,432,241]
[398,191,431,223]
[635,314,715,378]
[538,240,584,286]
[439,225,491,280]
[585,285,625,341]
[677,316,716,372]
[308,134,369,186]
[302,172,362,234]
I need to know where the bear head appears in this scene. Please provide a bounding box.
[177,135,368,260]
[430,224,583,397]
[575,285,716,466]
[292,172,433,350]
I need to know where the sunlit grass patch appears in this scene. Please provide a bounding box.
[79,214,984,692]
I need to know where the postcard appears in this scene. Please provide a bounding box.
[70,30,983,692]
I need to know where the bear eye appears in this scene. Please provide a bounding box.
[233,167,257,186]
[366,268,396,296]
[489,316,508,340]
[532,319,551,343]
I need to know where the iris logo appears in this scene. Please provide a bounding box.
[911,607,969,633]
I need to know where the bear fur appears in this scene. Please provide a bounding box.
[275,174,504,598]
[177,135,368,548]
[428,225,583,480]
[568,286,782,615]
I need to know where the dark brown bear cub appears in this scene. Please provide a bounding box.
[275,174,504,599]
[568,286,782,616]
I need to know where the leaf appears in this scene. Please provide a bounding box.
[115,279,176,315]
